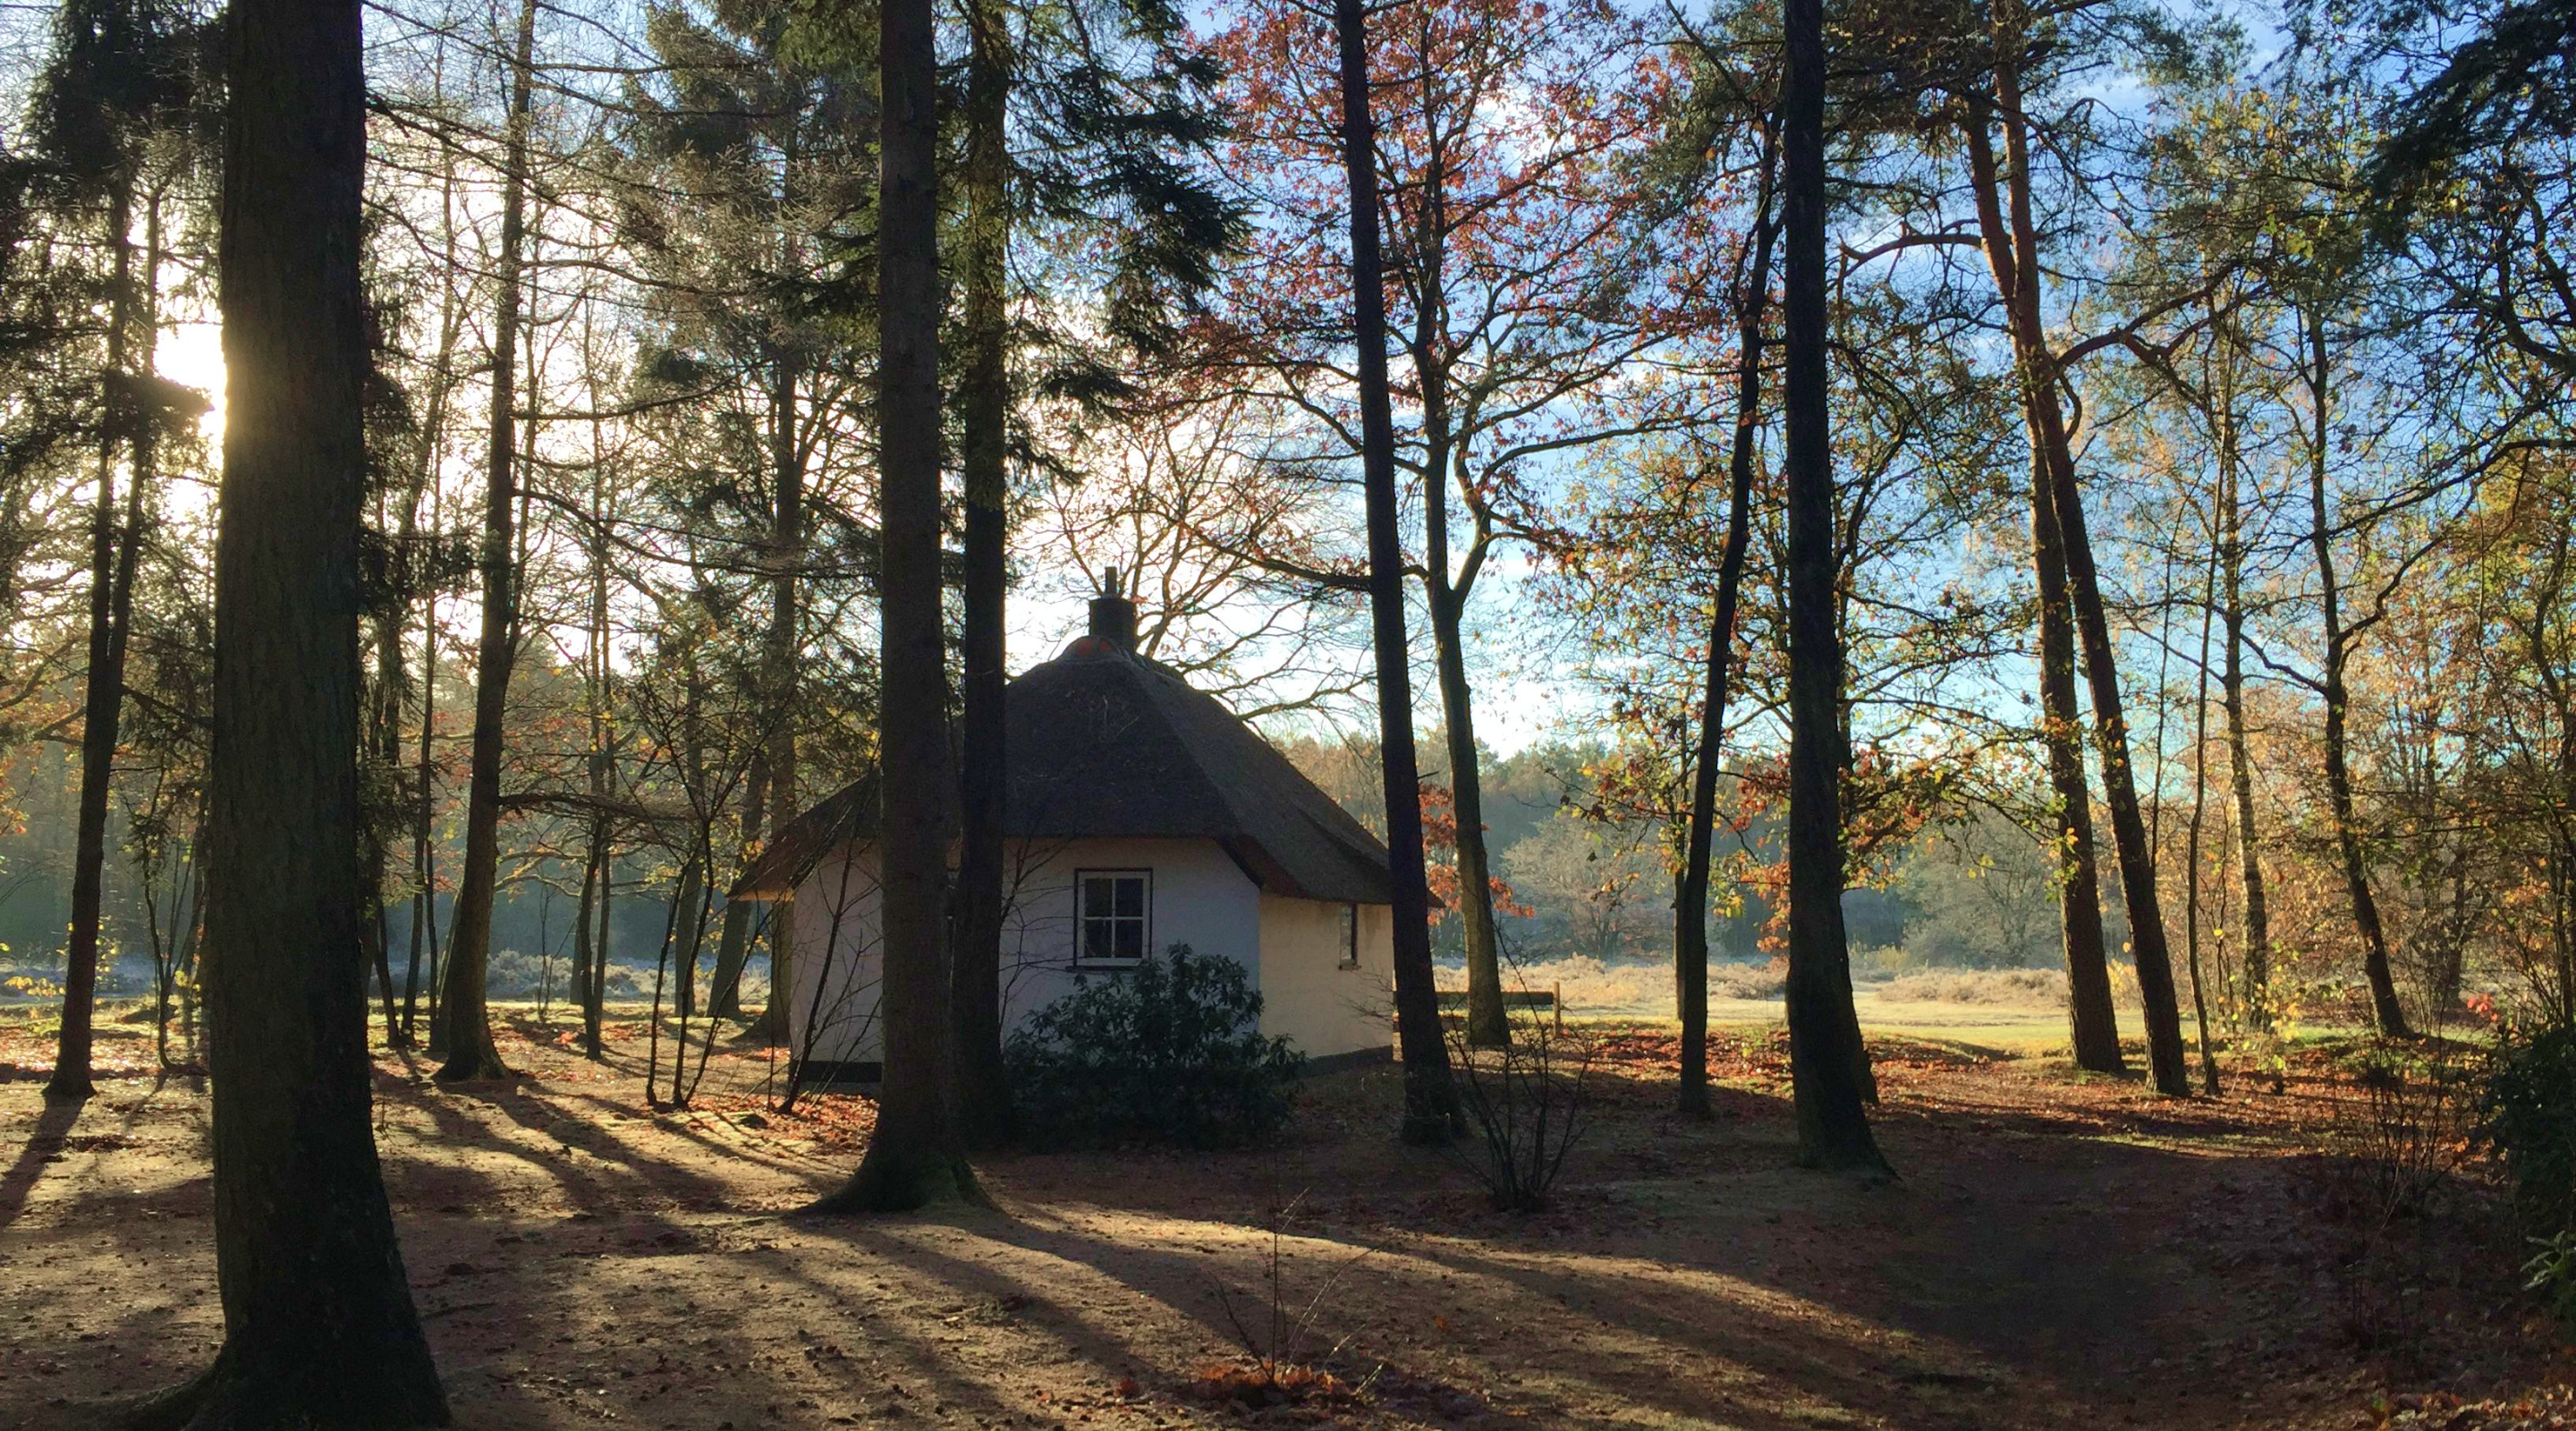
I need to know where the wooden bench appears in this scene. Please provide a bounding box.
[1434,984,1563,1033]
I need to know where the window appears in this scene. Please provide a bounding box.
[1337,903,1360,969]
[1076,870,1150,965]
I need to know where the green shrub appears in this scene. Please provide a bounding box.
[1004,944,1305,1149]
[2524,1231,2576,1334]
[2480,1021,2576,1234]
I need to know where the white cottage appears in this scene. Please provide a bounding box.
[729,588,1397,1082]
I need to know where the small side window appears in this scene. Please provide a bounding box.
[1337,902,1360,969]
[1076,870,1150,967]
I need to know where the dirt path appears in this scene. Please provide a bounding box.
[0,1012,2559,1430]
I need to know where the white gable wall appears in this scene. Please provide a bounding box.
[783,834,1391,1069]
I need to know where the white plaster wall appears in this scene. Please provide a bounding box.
[784,835,1274,1067]
[995,836,1264,1037]
[786,843,886,1068]
[1254,893,1393,1059]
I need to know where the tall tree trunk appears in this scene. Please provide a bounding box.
[402,153,465,1048]
[705,758,765,1019]
[408,581,441,1046]
[435,0,539,1081]
[952,0,1013,1143]
[2302,309,2410,1036]
[139,0,451,1416]
[2030,445,2124,1071]
[49,175,142,1105]
[1332,0,1456,1144]
[572,837,601,1029]
[2185,543,2222,1094]
[572,416,612,1028]
[815,0,975,1210]
[587,845,612,1049]
[1677,157,1776,1120]
[1962,67,2188,1094]
[738,350,805,1046]
[1781,0,1885,1173]
[2216,350,2273,1028]
[1427,584,1505,1046]
[1962,99,2122,1076]
[1408,323,1507,1051]
[666,850,703,1042]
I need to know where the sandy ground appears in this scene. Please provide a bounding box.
[2,1004,2568,1431]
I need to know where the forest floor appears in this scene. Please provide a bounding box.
[3,1002,2571,1431]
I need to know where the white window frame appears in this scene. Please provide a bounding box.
[1073,868,1152,968]
[1337,902,1361,969]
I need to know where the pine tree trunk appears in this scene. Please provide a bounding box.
[952,0,1013,1143]
[49,175,140,1105]
[407,589,440,1046]
[1781,0,1885,1173]
[2030,445,2125,1071]
[738,348,804,1047]
[2185,543,2222,1094]
[2302,309,2410,1037]
[814,0,976,1211]
[1332,0,1456,1144]
[435,0,539,1081]
[1677,161,1776,1120]
[586,843,611,1054]
[1428,588,1506,1047]
[1963,70,2187,1094]
[705,758,765,1020]
[2215,351,2274,1028]
[1961,105,2122,1076]
[572,834,601,1037]
[135,0,451,1416]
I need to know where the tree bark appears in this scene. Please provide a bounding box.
[435,0,539,1081]
[2215,348,2274,1028]
[1782,0,1885,1173]
[2030,444,2124,1072]
[737,339,805,1046]
[2185,543,2222,1094]
[952,0,1013,1144]
[572,836,601,1028]
[1960,105,2122,1076]
[408,584,442,1046]
[1677,154,1776,1120]
[1332,0,1456,1144]
[705,758,765,1020]
[2302,309,2410,1036]
[136,0,451,1416]
[812,0,976,1211]
[574,414,613,1030]
[1962,66,2187,1094]
[50,174,142,1104]
[1426,583,1504,1046]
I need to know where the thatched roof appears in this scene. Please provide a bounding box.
[729,628,1395,907]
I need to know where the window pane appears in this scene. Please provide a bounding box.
[1114,876,1145,918]
[1083,877,1114,917]
[1114,919,1144,960]
[1084,919,1114,961]
[1339,904,1357,959]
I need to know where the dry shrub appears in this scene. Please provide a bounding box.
[1445,1000,1597,1213]
[2318,1042,2478,1225]
[1709,959,1787,1000]
[1207,1187,1377,1402]
[2303,1039,2486,1365]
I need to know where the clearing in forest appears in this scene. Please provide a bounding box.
[1,1004,2566,1431]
